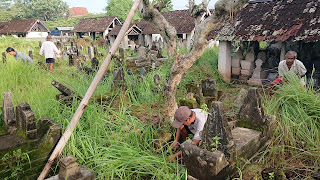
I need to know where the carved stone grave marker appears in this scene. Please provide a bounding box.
[2,92,15,127]
[16,103,37,139]
[239,87,265,128]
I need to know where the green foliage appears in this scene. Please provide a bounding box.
[152,0,173,12]
[0,37,222,179]
[210,136,221,151]
[0,0,68,22]
[105,0,140,22]
[2,149,30,180]
[0,0,11,9]
[261,73,320,175]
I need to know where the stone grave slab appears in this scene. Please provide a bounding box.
[232,127,262,159]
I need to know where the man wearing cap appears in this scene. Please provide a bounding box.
[169,106,208,161]
[39,35,60,73]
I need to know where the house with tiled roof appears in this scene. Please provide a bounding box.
[108,24,142,49]
[210,0,320,83]
[0,18,50,38]
[73,16,122,40]
[107,9,212,49]
[68,7,89,17]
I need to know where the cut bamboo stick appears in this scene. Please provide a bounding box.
[37,0,141,179]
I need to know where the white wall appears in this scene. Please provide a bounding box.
[26,32,49,38]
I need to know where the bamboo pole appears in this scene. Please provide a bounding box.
[37,0,141,179]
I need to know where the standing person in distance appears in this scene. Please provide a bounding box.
[39,35,60,73]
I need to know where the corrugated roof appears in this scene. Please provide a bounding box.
[210,0,320,42]
[0,18,50,34]
[56,27,74,31]
[68,7,89,15]
[73,16,120,32]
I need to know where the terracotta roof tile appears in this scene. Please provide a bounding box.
[0,18,50,34]
[73,16,120,32]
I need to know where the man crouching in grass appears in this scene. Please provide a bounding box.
[169,106,208,162]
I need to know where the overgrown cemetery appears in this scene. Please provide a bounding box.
[1,0,320,179]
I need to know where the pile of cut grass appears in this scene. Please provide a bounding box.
[261,74,320,178]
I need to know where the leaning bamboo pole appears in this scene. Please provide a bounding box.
[37,0,141,179]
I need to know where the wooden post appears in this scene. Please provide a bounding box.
[37,0,141,179]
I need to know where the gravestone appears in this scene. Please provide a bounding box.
[140,67,146,77]
[202,101,233,154]
[28,51,33,60]
[201,79,217,97]
[245,51,255,62]
[58,155,80,179]
[93,45,98,56]
[181,139,229,179]
[2,52,6,63]
[2,92,15,127]
[247,59,269,85]
[235,47,243,60]
[257,51,267,63]
[239,87,265,128]
[46,155,96,180]
[88,46,94,59]
[139,47,147,58]
[153,73,161,89]
[113,67,125,86]
[91,57,99,70]
[16,103,37,139]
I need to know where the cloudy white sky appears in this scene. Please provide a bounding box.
[63,0,218,14]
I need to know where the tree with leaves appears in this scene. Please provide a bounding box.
[105,0,141,22]
[3,0,68,21]
[139,0,248,120]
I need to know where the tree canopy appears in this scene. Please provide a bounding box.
[105,0,141,22]
[0,0,69,22]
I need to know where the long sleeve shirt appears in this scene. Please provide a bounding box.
[39,41,60,59]
[15,51,34,64]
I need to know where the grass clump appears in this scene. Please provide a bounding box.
[261,74,320,177]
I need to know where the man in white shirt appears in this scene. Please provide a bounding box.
[169,106,208,161]
[39,35,60,73]
[276,50,307,84]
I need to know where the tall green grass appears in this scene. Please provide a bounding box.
[262,74,320,177]
[0,37,223,179]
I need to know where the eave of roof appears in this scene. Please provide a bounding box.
[210,0,320,42]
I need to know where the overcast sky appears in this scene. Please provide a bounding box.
[63,0,218,14]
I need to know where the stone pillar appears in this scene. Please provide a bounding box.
[280,41,286,61]
[16,103,37,139]
[2,92,15,126]
[239,87,265,128]
[218,41,231,82]
[58,156,80,180]
[88,46,94,59]
[138,34,144,46]
[2,52,6,63]
[119,48,125,59]
[202,101,233,155]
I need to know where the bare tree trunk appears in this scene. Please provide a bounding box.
[140,0,247,121]
[139,0,177,59]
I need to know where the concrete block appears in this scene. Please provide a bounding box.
[240,60,254,70]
